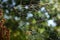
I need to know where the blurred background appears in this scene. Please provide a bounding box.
[0,0,60,40]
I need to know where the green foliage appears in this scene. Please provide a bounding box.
[0,0,60,40]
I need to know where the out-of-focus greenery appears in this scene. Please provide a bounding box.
[0,0,60,40]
